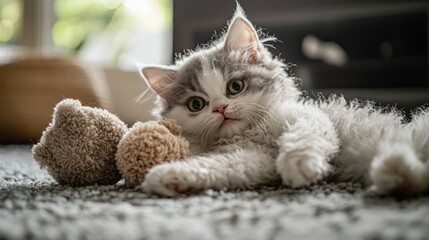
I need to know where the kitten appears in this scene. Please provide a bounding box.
[140,4,429,197]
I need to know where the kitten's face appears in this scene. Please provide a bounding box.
[162,55,275,142]
[141,6,299,145]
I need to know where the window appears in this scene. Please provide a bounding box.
[0,0,172,70]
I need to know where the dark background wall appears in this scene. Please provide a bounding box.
[173,0,429,115]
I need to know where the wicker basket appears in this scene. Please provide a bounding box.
[0,57,111,143]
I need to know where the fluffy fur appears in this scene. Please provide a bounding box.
[140,4,429,197]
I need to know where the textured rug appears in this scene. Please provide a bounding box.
[1,145,429,240]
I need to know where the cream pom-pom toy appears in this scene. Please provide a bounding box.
[32,99,191,187]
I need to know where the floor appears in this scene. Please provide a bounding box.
[1,145,428,240]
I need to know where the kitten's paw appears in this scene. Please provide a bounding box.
[370,145,428,195]
[276,152,330,188]
[142,163,202,197]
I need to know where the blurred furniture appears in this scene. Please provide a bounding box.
[0,57,111,144]
[173,0,429,114]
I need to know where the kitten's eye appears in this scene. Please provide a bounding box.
[187,97,206,112]
[227,79,245,95]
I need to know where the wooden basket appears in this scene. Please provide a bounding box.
[0,57,111,143]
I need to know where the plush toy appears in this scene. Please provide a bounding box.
[32,99,191,187]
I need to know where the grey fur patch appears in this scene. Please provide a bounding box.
[164,56,207,106]
[153,21,300,119]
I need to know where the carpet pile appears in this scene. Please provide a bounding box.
[1,145,428,240]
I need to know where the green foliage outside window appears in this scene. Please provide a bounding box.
[0,0,22,44]
[53,0,172,52]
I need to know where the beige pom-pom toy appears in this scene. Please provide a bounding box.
[32,99,191,187]
[116,120,191,187]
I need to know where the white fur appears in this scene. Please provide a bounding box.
[142,146,278,197]
[318,98,429,194]
[275,102,339,188]
[200,67,225,97]
[141,5,429,197]
[145,93,429,196]
[145,98,342,196]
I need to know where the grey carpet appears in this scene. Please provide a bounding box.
[1,145,429,240]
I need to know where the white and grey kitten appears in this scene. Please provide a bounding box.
[140,5,429,197]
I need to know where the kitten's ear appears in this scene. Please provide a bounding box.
[224,4,260,62]
[140,65,178,100]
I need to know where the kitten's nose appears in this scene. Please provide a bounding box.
[213,104,228,114]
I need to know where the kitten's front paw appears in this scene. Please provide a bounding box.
[276,152,330,188]
[142,164,201,197]
[370,145,428,195]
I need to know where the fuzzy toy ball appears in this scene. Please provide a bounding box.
[32,98,191,187]
[116,120,191,187]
